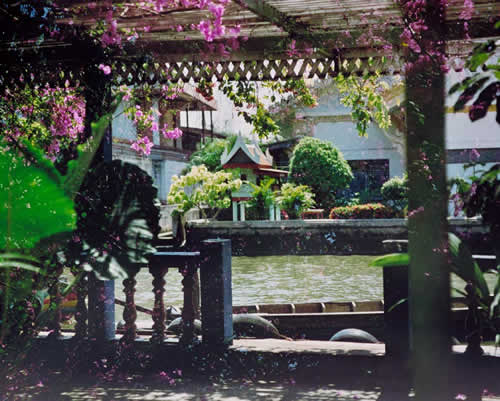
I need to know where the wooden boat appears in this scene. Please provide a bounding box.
[61,295,477,341]
[232,298,472,341]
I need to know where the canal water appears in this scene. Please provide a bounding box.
[115,254,495,325]
[115,255,380,324]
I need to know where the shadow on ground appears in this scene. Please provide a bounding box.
[19,379,411,401]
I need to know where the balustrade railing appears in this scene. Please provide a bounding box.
[44,239,233,348]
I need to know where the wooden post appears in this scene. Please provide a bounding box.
[200,239,233,346]
[85,77,116,342]
[88,274,115,341]
[383,265,409,358]
[405,3,451,399]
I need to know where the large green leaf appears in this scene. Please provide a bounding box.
[63,114,112,200]
[0,141,76,250]
[491,272,500,319]
[370,253,409,267]
[448,233,490,300]
[466,40,496,72]
[0,253,41,273]
[69,160,160,280]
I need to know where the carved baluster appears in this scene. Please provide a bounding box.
[180,263,197,345]
[149,266,168,344]
[122,267,139,343]
[47,263,64,339]
[74,272,88,339]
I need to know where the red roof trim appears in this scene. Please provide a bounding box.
[223,163,272,169]
[232,197,252,201]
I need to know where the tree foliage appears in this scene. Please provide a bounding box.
[334,69,393,137]
[275,183,315,219]
[289,137,353,208]
[183,136,239,173]
[247,178,276,220]
[168,165,242,219]
[449,38,499,123]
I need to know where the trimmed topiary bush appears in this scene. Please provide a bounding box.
[381,174,408,216]
[289,137,353,208]
[329,203,397,219]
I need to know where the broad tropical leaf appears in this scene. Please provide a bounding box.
[448,233,490,300]
[370,253,409,267]
[0,140,76,250]
[0,253,41,273]
[69,160,160,280]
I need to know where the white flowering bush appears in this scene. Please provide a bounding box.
[168,165,242,219]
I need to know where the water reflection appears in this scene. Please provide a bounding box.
[114,254,497,326]
[232,255,381,305]
[115,255,381,323]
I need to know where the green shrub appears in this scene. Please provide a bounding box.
[329,203,396,219]
[381,174,408,200]
[247,177,276,220]
[381,174,408,215]
[289,137,353,208]
[276,183,315,219]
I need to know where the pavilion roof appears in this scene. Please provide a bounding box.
[221,135,274,167]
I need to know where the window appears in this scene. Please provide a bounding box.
[347,159,390,200]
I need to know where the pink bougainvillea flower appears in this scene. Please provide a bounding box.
[162,127,183,139]
[131,136,154,156]
[459,0,474,20]
[98,64,112,75]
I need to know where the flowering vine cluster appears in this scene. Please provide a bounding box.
[0,84,85,162]
[115,83,185,156]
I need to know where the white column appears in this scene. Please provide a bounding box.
[275,204,281,221]
[240,202,245,222]
[269,204,275,221]
[232,201,238,222]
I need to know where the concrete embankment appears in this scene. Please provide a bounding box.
[187,218,489,256]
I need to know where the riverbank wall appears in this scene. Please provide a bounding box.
[187,218,489,256]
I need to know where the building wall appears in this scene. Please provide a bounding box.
[299,73,499,183]
[314,121,405,178]
[112,99,189,231]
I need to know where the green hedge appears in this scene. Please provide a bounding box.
[329,203,397,219]
[289,137,352,209]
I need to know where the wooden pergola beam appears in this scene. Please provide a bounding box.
[232,0,311,37]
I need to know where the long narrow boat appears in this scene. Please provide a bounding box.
[232,298,472,341]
